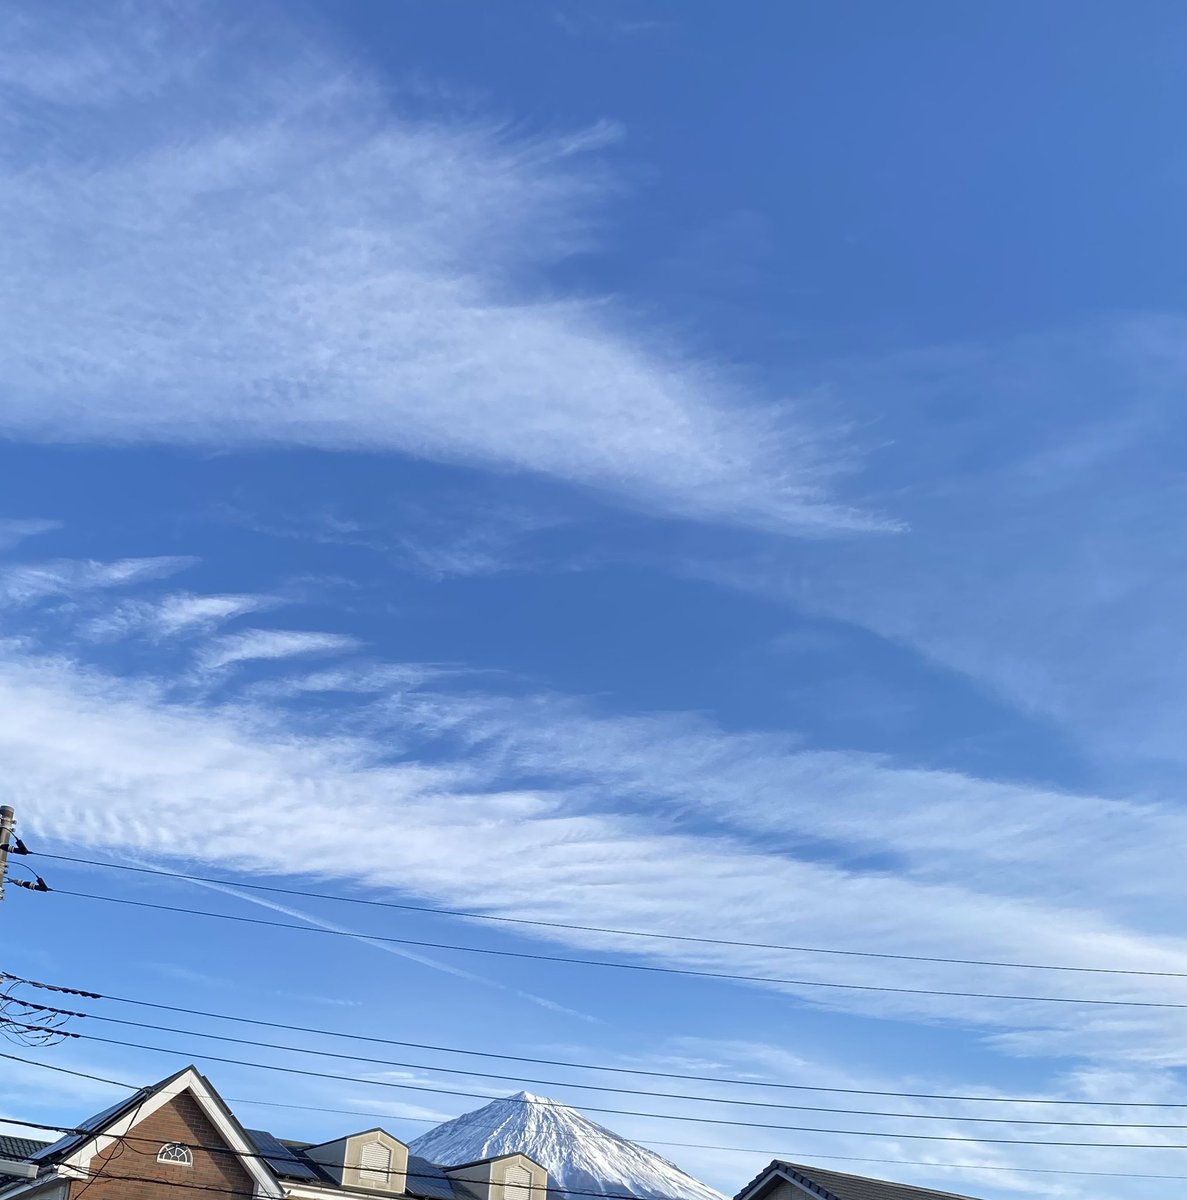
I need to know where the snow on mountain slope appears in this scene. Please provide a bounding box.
[409,1092,727,1200]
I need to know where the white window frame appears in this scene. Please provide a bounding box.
[157,1142,194,1167]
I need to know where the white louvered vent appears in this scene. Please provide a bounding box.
[360,1140,393,1185]
[504,1163,534,1200]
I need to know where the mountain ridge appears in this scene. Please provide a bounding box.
[409,1092,727,1200]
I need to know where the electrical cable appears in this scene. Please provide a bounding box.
[8,970,1183,1110]
[32,851,1187,979]
[44,889,1187,1009]
[2,1019,1183,1149]
[4,1052,1185,1183]
[9,1002,1184,1131]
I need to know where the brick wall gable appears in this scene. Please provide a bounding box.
[68,1089,257,1200]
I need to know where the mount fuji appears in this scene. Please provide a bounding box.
[409,1092,727,1200]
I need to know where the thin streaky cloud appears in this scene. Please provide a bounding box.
[694,317,1187,773]
[84,592,280,642]
[5,644,1185,1064]
[0,3,889,537]
[178,872,600,1024]
[0,556,195,606]
[0,518,62,551]
[197,629,362,672]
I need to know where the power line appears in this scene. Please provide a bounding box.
[0,1115,80,1135]
[104,1123,1187,1193]
[34,851,1187,979]
[0,1047,132,1089]
[5,1052,1186,1184]
[70,1166,251,1200]
[10,1119,655,1200]
[97,1127,660,1200]
[9,1003,1184,1131]
[3,1020,1183,1149]
[45,888,1187,1009]
[11,971,1182,1109]
[222,1098,1187,1183]
[63,1150,1187,1200]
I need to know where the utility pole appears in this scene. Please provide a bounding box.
[0,805,16,903]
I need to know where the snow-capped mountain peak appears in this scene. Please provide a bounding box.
[409,1093,726,1200]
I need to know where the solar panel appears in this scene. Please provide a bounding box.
[408,1154,459,1200]
[30,1091,152,1163]
[246,1130,323,1182]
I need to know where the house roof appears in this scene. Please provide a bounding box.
[0,1137,50,1182]
[441,1152,548,1172]
[0,1139,48,1163]
[4,1067,550,1200]
[241,1131,513,1200]
[25,1081,159,1163]
[735,1159,983,1200]
[8,1066,284,1199]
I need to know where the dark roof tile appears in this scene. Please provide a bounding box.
[737,1160,982,1200]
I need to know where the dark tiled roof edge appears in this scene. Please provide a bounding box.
[0,1136,50,1161]
[733,1159,983,1200]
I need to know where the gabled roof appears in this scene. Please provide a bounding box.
[26,1076,162,1164]
[3,1066,554,1200]
[734,1159,983,1200]
[443,1152,548,1172]
[242,1130,500,1200]
[14,1065,284,1199]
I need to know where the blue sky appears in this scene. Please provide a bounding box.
[0,2,1184,1199]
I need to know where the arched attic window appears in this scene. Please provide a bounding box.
[157,1142,193,1166]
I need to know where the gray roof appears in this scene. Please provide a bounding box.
[245,1129,326,1184]
[1,1135,50,1180]
[0,1137,48,1162]
[27,1081,159,1164]
[244,1131,471,1200]
[736,1160,982,1200]
[6,1068,537,1200]
[408,1153,462,1200]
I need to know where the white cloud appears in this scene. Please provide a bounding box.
[84,592,278,641]
[10,1021,1183,1200]
[197,629,361,671]
[0,556,194,606]
[693,317,1187,775]
[586,1038,1187,1200]
[0,3,885,537]
[384,693,1187,923]
[2,644,1184,1068]
[0,1,201,106]
[0,518,61,551]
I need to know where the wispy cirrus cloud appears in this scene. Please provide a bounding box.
[585,1038,1187,1199]
[0,1,885,537]
[197,629,361,672]
[0,518,61,551]
[0,556,195,606]
[3,640,1184,1067]
[84,592,280,642]
[692,316,1187,778]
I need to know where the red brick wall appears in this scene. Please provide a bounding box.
[67,1090,256,1200]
